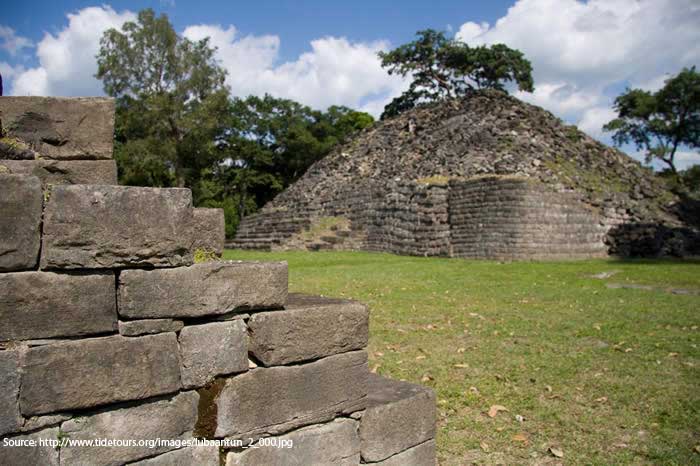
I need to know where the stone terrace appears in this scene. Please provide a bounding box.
[0,97,437,465]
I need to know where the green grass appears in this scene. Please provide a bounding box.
[224,250,700,465]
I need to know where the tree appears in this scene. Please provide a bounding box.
[604,67,700,175]
[378,29,534,118]
[96,9,230,188]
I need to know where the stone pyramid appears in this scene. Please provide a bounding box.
[233,90,698,259]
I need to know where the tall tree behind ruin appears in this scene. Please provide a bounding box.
[604,66,700,177]
[378,29,534,119]
[95,8,230,189]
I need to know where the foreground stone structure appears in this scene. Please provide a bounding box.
[0,97,436,465]
[232,90,698,258]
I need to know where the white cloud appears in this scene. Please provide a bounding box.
[455,0,700,152]
[0,26,33,56]
[676,151,700,171]
[184,24,406,113]
[10,6,135,96]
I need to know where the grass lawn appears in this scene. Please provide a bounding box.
[224,250,700,465]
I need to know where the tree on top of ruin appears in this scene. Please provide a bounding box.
[378,29,534,119]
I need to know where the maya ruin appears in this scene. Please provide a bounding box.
[233,91,699,260]
[0,97,437,465]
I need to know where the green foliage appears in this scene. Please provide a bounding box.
[378,29,534,118]
[96,8,230,189]
[604,67,700,175]
[96,9,374,238]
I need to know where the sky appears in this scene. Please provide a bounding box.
[1,0,699,169]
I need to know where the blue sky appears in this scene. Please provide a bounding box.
[1,0,699,169]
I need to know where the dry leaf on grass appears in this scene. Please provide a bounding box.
[480,441,490,452]
[548,447,564,458]
[487,405,509,418]
[370,364,380,374]
[512,433,528,444]
[421,374,434,382]
[454,363,469,368]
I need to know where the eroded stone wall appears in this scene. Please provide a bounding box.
[0,97,437,465]
[449,176,608,260]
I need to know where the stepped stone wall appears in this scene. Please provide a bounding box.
[0,97,437,465]
[449,176,607,260]
[233,176,608,260]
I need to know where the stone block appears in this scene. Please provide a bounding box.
[0,427,59,466]
[19,413,72,433]
[118,261,287,319]
[225,419,360,466]
[19,334,181,416]
[215,350,367,438]
[40,185,194,269]
[359,374,436,462]
[60,391,199,466]
[0,96,114,160]
[118,319,184,337]
[0,174,42,272]
[192,208,225,256]
[0,271,116,342]
[179,320,248,389]
[248,294,368,366]
[372,440,436,466]
[0,160,118,186]
[0,350,22,436]
[131,445,219,466]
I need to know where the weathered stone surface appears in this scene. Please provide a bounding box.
[0,160,118,186]
[60,391,199,466]
[118,319,184,337]
[192,208,225,256]
[0,271,116,342]
[215,350,367,438]
[0,174,42,272]
[359,374,436,462]
[225,419,360,466]
[179,320,248,389]
[118,261,287,319]
[0,97,114,160]
[0,350,22,436]
[19,334,181,416]
[249,294,368,366]
[0,427,59,466]
[20,413,72,433]
[372,440,436,466]
[131,445,219,466]
[41,185,194,269]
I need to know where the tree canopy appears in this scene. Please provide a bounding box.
[604,66,700,175]
[95,9,373,237]
[378,29,534,119]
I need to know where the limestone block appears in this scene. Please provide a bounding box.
[131,445,219,466]
[0,97,114,160]
[359,374,436,462]
[0,160,118,186]
[40,185,194,269]
[225,419,360,466]
[0,427,59,466]
[0,350,22,436]
[178,320,248,389]
[118,319,184,337]
[118,261,287,319]
[372,440,436,466]
[215,350,367,438]
[0,174,42,272]
[192,208,225,256]
[0,271,116,342]
[248,294,368,366]
[60,391,199,466]
[19,413,72,433]
[19,334,181,416]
